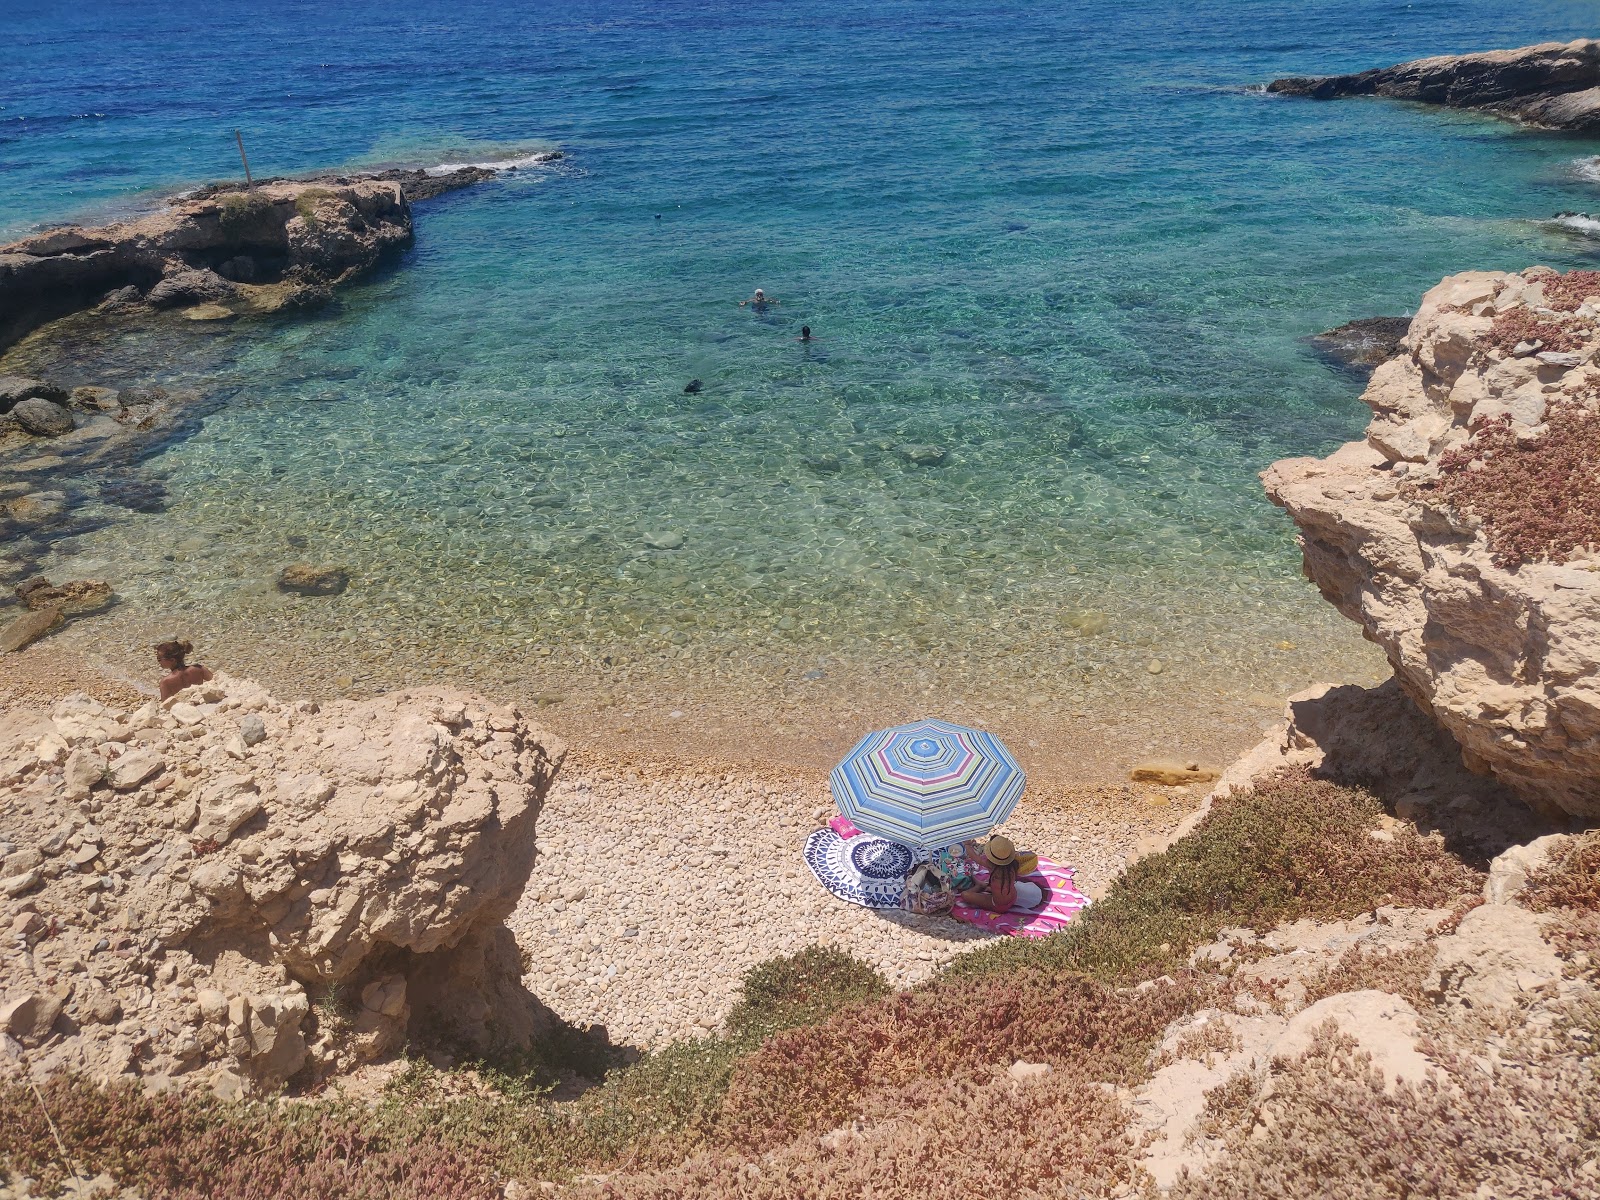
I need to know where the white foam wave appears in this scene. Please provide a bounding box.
[1550,212,1600,238]
[1571,156,1600,185]
[426,150,562,176]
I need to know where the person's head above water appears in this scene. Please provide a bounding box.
[753,288,765,300]
[154,639,194,671]
[801,325,811,340]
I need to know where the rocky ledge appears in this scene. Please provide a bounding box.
[1267,38,1600,133]
[0,675,564,1096]
[1265,265,1600,822]
[0,165,513,354]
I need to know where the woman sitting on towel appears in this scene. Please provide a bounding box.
[962,835,1020,912]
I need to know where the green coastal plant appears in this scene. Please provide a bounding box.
[216,190,273,239]
[293,187,337,229]
[945,769,1482,985]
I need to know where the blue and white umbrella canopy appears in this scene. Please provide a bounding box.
[830,718,1025,851]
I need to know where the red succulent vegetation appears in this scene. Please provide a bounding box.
[1411,402,1600,568]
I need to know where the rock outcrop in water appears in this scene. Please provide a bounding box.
[0,674,564,1095]
[0,177,425,353]
[1265,266,1600,822]
[1267,39,1600,133]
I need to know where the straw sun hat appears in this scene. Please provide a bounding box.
[982,835,1018,867]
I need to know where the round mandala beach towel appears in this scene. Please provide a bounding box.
[803,827,914,909]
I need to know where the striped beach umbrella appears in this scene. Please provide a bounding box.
[830,718,1025,851]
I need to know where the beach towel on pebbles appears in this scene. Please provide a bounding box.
[804,827,915,909]
[951,856,1090,938]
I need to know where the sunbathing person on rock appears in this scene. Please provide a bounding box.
[156,638,214,700]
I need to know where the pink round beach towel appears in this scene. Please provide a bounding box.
[951,855,1090,938]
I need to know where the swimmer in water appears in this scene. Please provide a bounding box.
[739,288,779,309]
[798,325,814,342]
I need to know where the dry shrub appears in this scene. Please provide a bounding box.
[1151,1016,1244,1072]
[1541,268,1600,312]
[1412,403,1600,568]
[1525,832,1600,914]
[949,770,1481,985]
[713,970,1208,1154]
[1169,1013,1600,1200]
[0,948,888,1197]
[1482,307,1584,355]
[1523,833,1600,973]
[1298,943,1437,1008]
[582,1067,1138,1200]
[1193,1068,1263,1144]
[0,1079,499,1199]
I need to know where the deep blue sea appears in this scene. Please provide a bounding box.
[5,0,1600,749]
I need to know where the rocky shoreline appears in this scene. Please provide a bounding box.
[1267,38,1600,132]
[0,160,544,641]
[1268,265,1600,822]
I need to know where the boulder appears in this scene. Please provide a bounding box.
[69,385,122,412]
[276,563,350,596]
[1265,266,1600,821]
[16,577,113,616]
[1267,38,1600,133]
[146,268,234,310]
[0,607,63,654]
[0,677,565,1094]
[0,376,68,414]
[1307,316,1413,375]
[11,397,75,437]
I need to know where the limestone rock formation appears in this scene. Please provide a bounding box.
[1264,266,1600,820]
[0,178,414,352]
[15,577,113,616]
[145,268,235,311]
[1267,38,1600,132]
[0,675,564,1095]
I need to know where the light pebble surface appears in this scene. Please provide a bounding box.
[509,759,1181,1049]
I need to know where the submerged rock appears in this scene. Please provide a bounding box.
[896,443,947,466]
[1267,38,1600,133]
[277,563,350,596]
[0,606,64,654]
[10,397,74,437]
[0,376,68,414]
[1308,316,1412,375]
[15,577,113,616]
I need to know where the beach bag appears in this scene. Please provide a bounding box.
[901,863,955,915]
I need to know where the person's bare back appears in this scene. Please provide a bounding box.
[155,639,214,700]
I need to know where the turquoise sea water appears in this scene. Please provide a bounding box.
[6,1,1600,740]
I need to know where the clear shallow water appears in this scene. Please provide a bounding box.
[7,0,1600,739]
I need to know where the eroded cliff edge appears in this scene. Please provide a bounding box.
[1266,266,1600,822]
[0,675,564,1096]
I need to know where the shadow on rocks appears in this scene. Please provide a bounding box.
[1287,678,1565,869]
